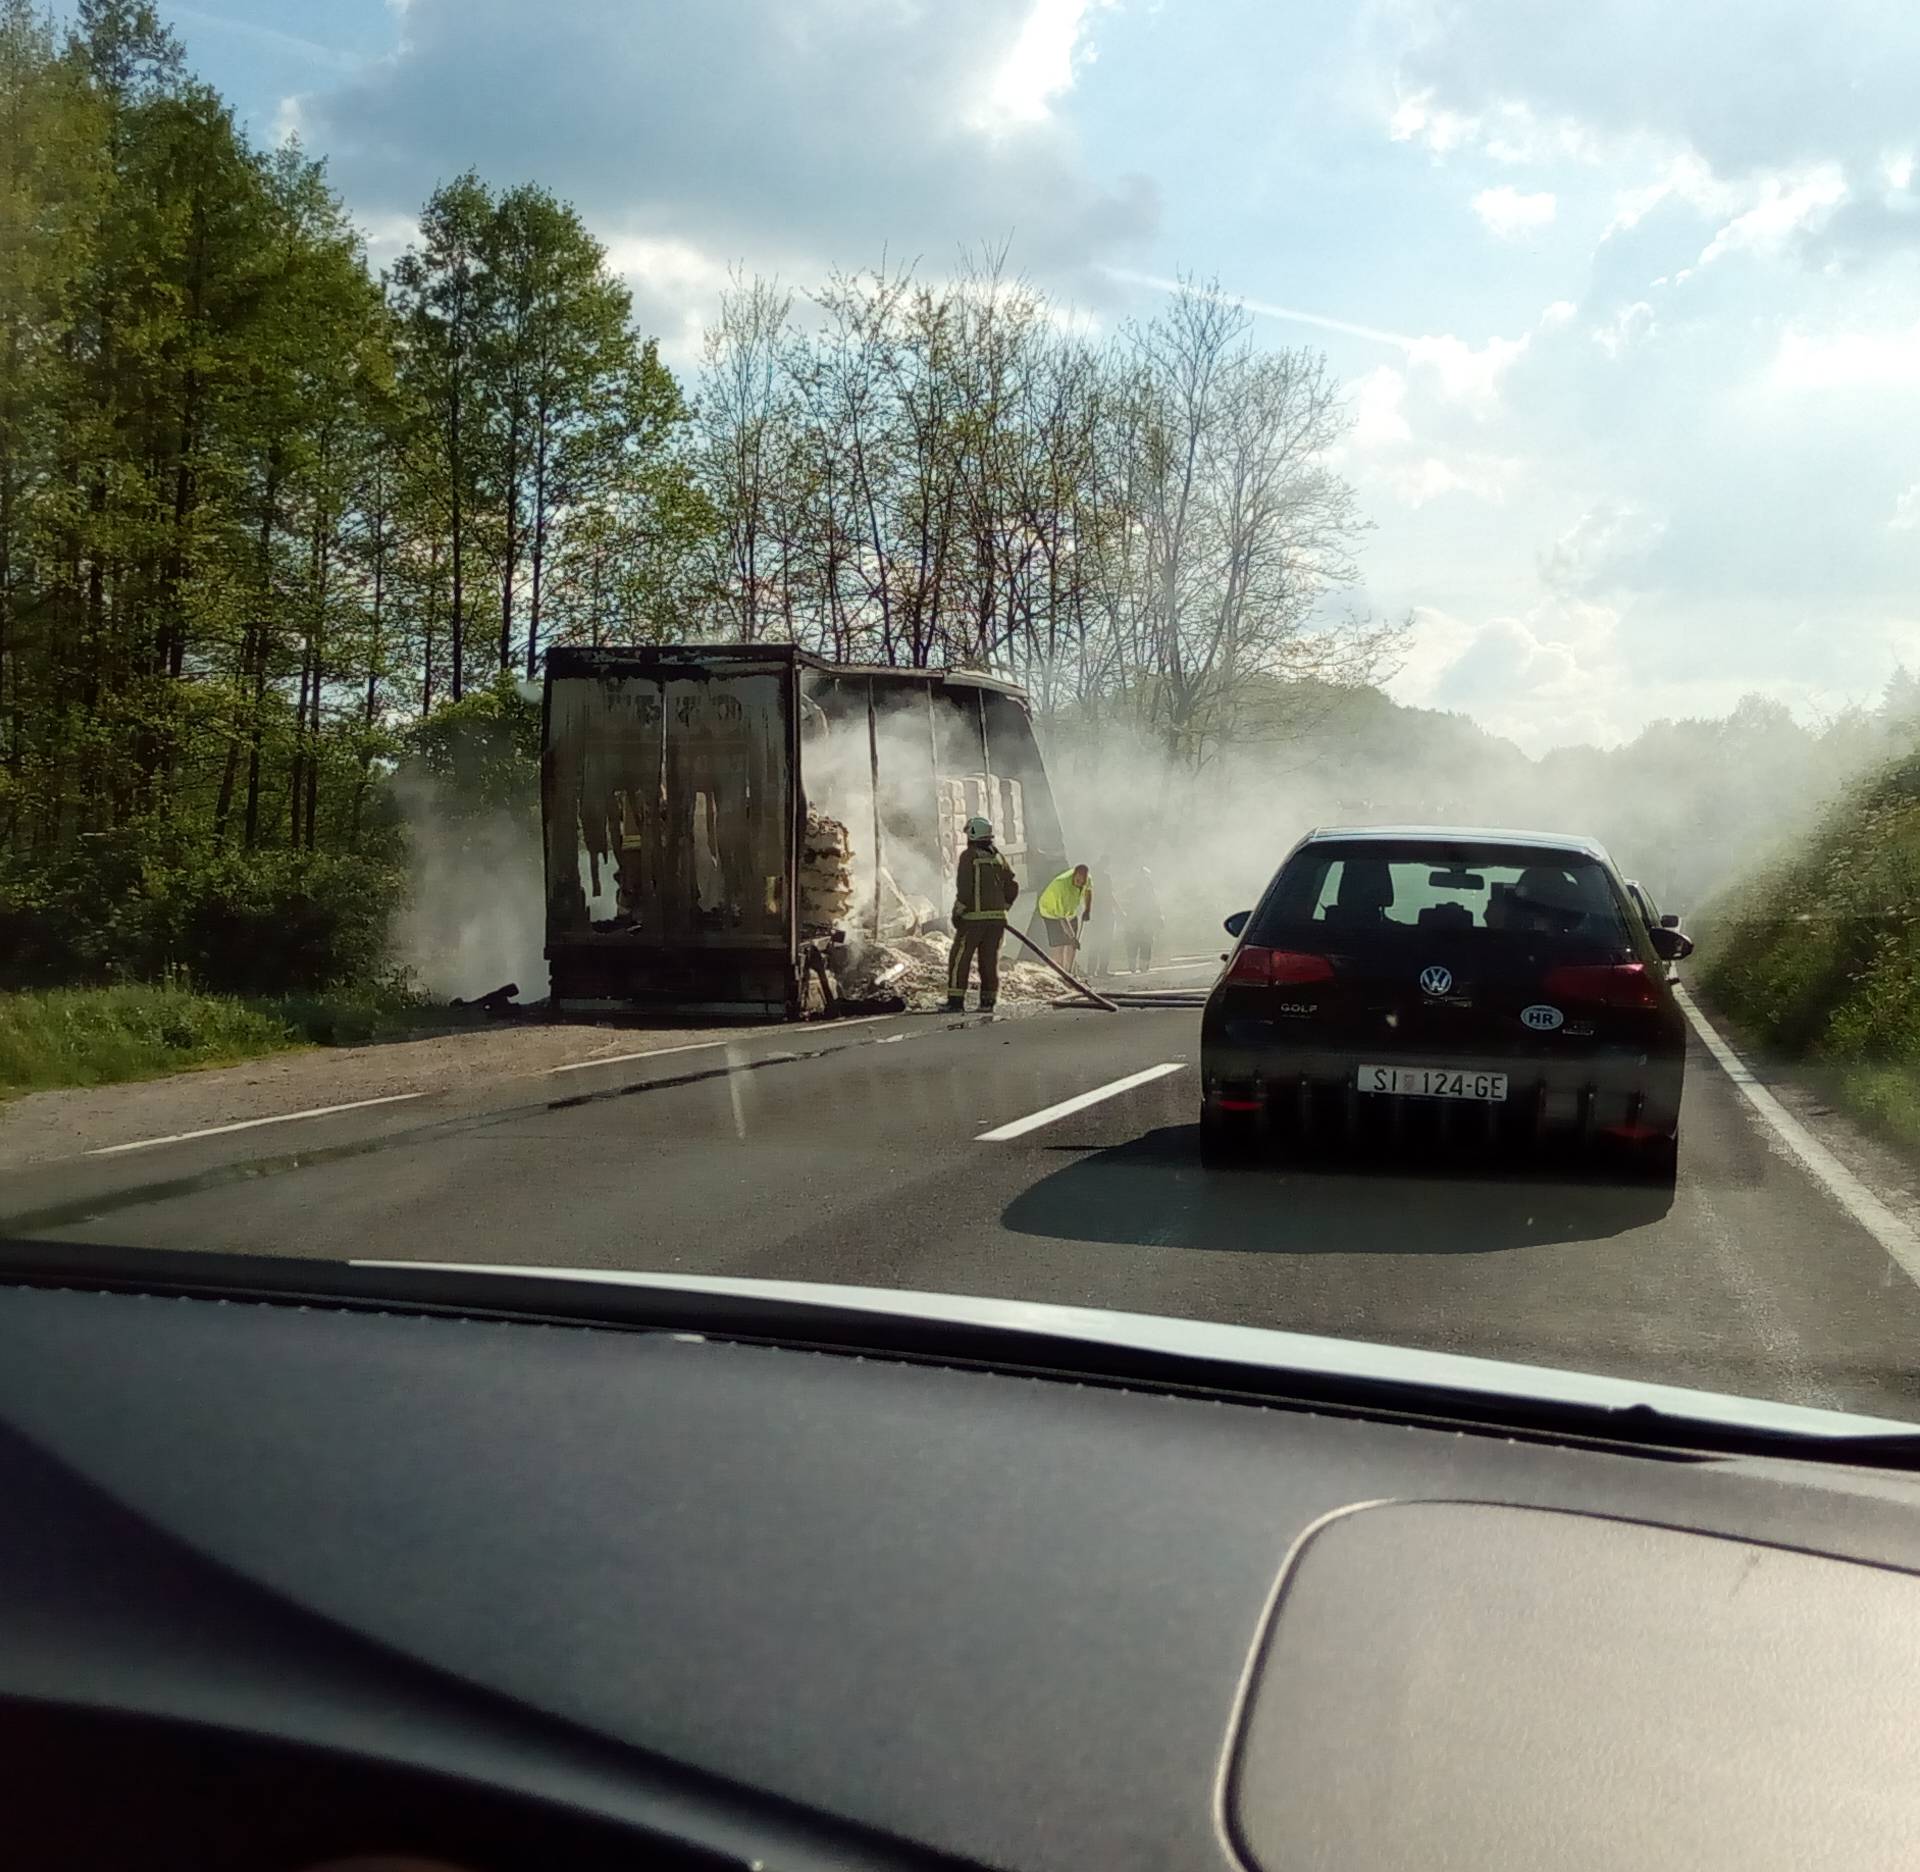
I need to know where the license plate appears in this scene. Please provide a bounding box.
[1358,1064,1508,1101]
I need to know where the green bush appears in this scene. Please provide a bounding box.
[152,848,403,994]
[1699,748,1920,1146]
[0,835,404,996]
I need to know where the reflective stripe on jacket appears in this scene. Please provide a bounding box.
[954,843,1018,922]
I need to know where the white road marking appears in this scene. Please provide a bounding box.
[976,1062,1187,1142]
[87,1092,424,1156]
[544,1013,901,1077]
[546,1039,730,1075]
[1677,984,1920,1285]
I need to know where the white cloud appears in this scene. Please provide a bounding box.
[599,235,739,366]
[1344,351,1522,509]
[1347,3,1920,746]
[300,0,1157,330]
[1378,455,1517,508]
[1601,153,1739,239]
[1388,89,1480,156]
[1385,0,1920,184]
[1472,185,1556,240]
[1405,330,1529,414]
[356,211,421,261]
[1696,164,1847,266]
[971,0,1105,133]
[1541,502,1667,595]
[1768,322,1920,392]
[1390,90,1605,167]
[1591,300,1655,359]
[1348,365,1410,448]
[1425,610,1615,751]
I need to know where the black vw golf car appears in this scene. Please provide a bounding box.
[1200,827,1695,1179]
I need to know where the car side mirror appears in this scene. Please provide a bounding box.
[1650,925,1693,962]
[1224,910,1250,938]
[1659,913,1682,929]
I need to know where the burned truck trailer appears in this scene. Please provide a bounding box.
[541,645,1068,1015]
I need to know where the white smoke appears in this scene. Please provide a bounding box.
[800,698,962,946]
[1040,696,1899,961]
[393,772,550,1002]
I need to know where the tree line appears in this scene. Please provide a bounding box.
[0,0,1391,989]
[694,257,1397,764]
[1,0,702,874]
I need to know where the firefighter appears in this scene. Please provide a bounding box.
[1037,863,1094,972]
[947,815,1020,1012]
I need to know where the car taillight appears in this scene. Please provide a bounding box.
[1542,962,1662,1009]
[1226,946,1335,986]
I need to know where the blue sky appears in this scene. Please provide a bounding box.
[138,0,1920,752]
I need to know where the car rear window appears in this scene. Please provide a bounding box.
[1250,843,1636,951]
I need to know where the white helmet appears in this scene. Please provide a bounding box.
[965,815,993,839]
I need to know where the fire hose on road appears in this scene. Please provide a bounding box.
[1003,923,1119,1012]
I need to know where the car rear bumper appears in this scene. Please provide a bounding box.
[1201,1041,1683,1147]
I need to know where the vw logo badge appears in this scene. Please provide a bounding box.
[1419,964,1453,996]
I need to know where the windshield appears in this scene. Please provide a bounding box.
[1255,845,1636,950]
[8,0,1920,1437]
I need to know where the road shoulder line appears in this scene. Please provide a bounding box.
[86,1092,425,1157]
[1676,983,1920,1286]
[976,1062,1187,1142]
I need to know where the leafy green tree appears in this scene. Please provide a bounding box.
[389,171,493,702]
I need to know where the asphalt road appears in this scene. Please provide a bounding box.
[8,967,1920,1419]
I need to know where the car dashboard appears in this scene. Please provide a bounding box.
[5,1251,1920,1871]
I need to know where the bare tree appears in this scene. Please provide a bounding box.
[1114,280,1384,764]
[694,270,793,642]
[691,263,1397,763]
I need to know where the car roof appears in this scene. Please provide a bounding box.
[1303,824,1614,862]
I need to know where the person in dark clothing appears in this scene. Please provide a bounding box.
[1123,864,1163,974]
[947,816,1020,1011]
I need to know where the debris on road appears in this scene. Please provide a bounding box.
[448,982,521,1015]
[834,933,1055,1011]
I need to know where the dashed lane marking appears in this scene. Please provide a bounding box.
[545,1013,902,1076]
[975,1062,1188,1142]
[545,1039,731,1075]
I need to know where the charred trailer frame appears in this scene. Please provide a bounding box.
[541,645,1067,1017]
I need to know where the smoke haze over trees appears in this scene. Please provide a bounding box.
[691,254,1400,766]
[1,2,1913,995]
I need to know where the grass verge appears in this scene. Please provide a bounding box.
[0,982,460,1099]
[1695,743,1920,1158]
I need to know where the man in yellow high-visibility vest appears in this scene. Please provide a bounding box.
[1037,863,1094,972]
[947,815,1020,1012]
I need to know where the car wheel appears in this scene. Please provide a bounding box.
[1201,1105,1257,1168]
